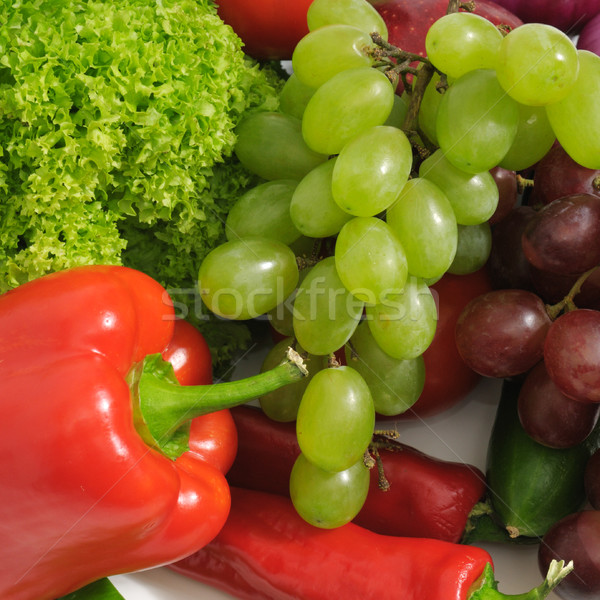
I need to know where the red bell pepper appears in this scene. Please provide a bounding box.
[170,487,573,600]
[226,405,487,543]
[0,265,307,600]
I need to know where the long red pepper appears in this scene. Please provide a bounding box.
[0,266,306,600]
[227,405,486,542]
[170,487,573,600]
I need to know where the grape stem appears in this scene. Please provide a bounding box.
[447,0,476,14]
[545,266,599,320]
[366,430,403,492]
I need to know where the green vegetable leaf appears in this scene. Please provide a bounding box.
[0,0,283,370]
[56,578,125,600]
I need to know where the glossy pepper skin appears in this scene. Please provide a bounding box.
[170,486,494,600]
[0,266,234,600]
[227,405,486,542]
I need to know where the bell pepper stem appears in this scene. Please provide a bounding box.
[131,346,307,459]
[468,560,574,600]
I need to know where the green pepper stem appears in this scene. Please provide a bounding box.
[468,560,574,600]
[130,347,307,459]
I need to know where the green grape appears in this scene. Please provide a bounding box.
[225,180,302,245]
[292,25,374,89]
[292,256,364,356]
[448,223,492,275]
[419,150,499,226]
[306,0,388,41]
[425,12,503,79]
[499,104,556,172]
[296,366,375,472]
[383,92,410,129]
[302,67,395,155]
[546,50,600,170]
[198,237,299,320]
[289,158,354,238]
[366,275,437,360]
[334,217,408,304]
[386,178,457,280]
[268,266,310,337]
[289,453,370,529]
[331,125,412,217]
[496,23,579,106]
[279,73,316,120]
[417,70,445,146]
[436,69,520,173]
[345,321,425,416]
[235,111,327,180]
[259,337,327,422]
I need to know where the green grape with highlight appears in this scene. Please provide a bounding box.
[499,104,556,172]
[289,453,370,529]
[386,178,457,280]
[425,12,503,79]
[292,25,374,89]
[293,257,364,356]
[301,67,395,155]
[296,366,375,473]
[546,50,600,170]
[307,0,388,40]
[496,23,579,106]
[345,321,425,416]
[198,237,299,321]
[290,158,354,238]
[331,125,413,217]
[235,112,327,181]
[225,180,301,245]
[335,217,408,304]
[419,150,499,226]
[366,276,437,360]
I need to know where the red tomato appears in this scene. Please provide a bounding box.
[217,0,313,60]
[395,268,493,420]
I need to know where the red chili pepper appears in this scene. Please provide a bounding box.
[227,405,486,543]
[170,487,572,600]
[0,265,306,600]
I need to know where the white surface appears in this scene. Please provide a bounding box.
[110,346,559,599]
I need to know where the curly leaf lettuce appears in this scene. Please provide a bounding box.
[0,0,282,368]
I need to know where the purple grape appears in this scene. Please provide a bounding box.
[544,309,600,403]
[539,510,600,600]
[518,361,600,449]
[522,194,600,276]
[455,289,551,378]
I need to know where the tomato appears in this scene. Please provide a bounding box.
[394,268,493,420]
[216,0,313,60]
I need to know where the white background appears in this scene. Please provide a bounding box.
[109,341,561,599]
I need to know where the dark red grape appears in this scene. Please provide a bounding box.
[518,361,600,448]
[544,309,600,403]
[531,143,600,206]
[585,449,600,510]
[455,289,551,378]
[522,194,600,276]
[530,266,600,311]
[489,166,518,225]
[539,510,600,600]
[488,205,536,291]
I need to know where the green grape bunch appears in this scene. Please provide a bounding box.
[196,0,600,527]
